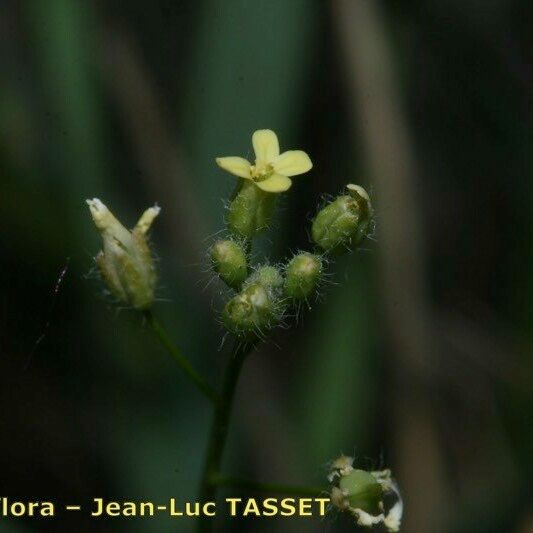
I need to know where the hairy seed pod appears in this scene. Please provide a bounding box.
[222,282,278,336]
[227,179,276,239]
[284,252,322,300]
[210,239,248,289]
[311,184,373,254]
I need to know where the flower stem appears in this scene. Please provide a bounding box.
[197,339,255,531]
[143,310,219,404]
[211,474,326,497]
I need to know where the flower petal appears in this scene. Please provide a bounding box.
[135,205,161,235]
[252,129,279,162]
[272,150,313,177]
[86,198,132,246]
[216,157,251,178]
[255,173,292,193]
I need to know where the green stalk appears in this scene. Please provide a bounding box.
[197,339,255,531]
[144,311,219,404]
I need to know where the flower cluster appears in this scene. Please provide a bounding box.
[86,129,374,340]
[212,129,374,339]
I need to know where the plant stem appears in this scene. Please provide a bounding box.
[143,310,219,404]
[197,339,255,531]
[211,475,326,497]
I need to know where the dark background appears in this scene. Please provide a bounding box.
[1,1,532,532]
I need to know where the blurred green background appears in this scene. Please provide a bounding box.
[2,0,533,532]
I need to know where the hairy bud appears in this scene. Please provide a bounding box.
[312,184,373,254]
[87,199,159,310]
[245,265,283,294]
[210,239,248,289]
[222,282,279,336]
[227,180,276,239]
[284,252,322,300]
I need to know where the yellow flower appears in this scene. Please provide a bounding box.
[216,129,313,193]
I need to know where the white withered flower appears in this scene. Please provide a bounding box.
[87,199,160,310]
[328,454,355,482]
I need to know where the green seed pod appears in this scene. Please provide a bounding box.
[210,239,248,289]
[284,252,322,300]
[311,184,373,254]
[87,198,159,310]
[227,179,276,239]
[338,470,383,516]
[222,282,278,336]
[245,265,283,294]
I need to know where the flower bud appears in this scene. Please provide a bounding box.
[328,455,402,532]
[284,252,322,300]
[87,198,159,310]
[245,265,283,294]
[227,179,276,239]
[311,184,373,254]
[222,282,278,336]
[210,239,248,289]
